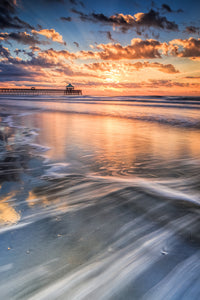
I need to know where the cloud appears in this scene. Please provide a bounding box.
[0,62,45,82]
[60,16,72,22]
[84,61,179,74]
[78,38,164,60]
[106,31,115,42]
[161,4,183,13]
[72,9,178,33]
[24,48,76,67]
[44,0,64,2]
[170,38,200,58]
[84,62,114,71]
[148,79,191,88]
[29,46,41,52]
[73,41,79,47]
[127,61,179,73]
[99,31,115,42]
[0,45,10,58]
[162,4,172,13]
[32,29,66,45]
[0,32,46,45]
[0,0,16,14]
[0,1,34,30]
[43,0,84,6]
[184,76,200,79]
[69,0,85,7]
[0,46,76,70]
[14,48,34,58]
[185,26,200,35]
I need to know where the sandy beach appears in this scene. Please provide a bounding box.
[0,95,199,299]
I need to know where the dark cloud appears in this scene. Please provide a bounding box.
[0,32,47,45]
[73,41,79,47]
[0,0,34,30]
[99,31,115,42]
[79,1,85,8]
[106,31,115,42]
[0,14,34,30]
[70,0,77,4]
[134,9,178,31]
[184,76,200,79]
[185,26,200,34]
[0,0,16,15]
[43,0,65,3]
[162,4,172,13]
[13,17,34,30]
[0,62,42,82]
[162,4,183,13]
[71,9,178,32]
[60,16,72,22]
[69,0,85,7]
[0,44,10,58]
[14,48,34,58]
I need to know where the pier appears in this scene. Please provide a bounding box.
[0,84,82,96]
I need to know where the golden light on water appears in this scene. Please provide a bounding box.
[0,192,20,225]
[23,109,200,167]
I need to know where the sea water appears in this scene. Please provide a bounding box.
[0,95,199,299]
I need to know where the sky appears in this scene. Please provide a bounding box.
[0,0,200,95]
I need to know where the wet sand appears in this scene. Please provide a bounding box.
[0,96,200,299]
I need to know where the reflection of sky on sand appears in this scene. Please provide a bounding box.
[26,190,68,213]
[0,191,20,225]
[22,111,200,170]
[0,104,200,299]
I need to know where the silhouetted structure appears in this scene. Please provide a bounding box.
[0,84,82,95]
[64,83,82,95]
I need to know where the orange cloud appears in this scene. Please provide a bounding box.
[29,48,76,66]
[78,38,163,60]
[32,29,66,45]
[85,61,179,74]
[128,61,179,73]
[170,37,200,58]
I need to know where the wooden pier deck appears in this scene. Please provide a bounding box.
[0,88,82,95]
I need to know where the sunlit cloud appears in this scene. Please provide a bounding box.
[125,61,179,73]
[170,37,200,58]
[32,29,66,45]
[84,61,179,74]
[71,9,178,33]
[78,38,164,60]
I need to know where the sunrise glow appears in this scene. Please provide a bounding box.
[0,0,200,95]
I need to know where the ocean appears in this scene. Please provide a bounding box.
[0,95,200,299]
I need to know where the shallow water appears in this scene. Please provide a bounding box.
[0,95,200,299]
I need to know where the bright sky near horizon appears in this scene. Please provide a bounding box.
[0,0,200,95]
